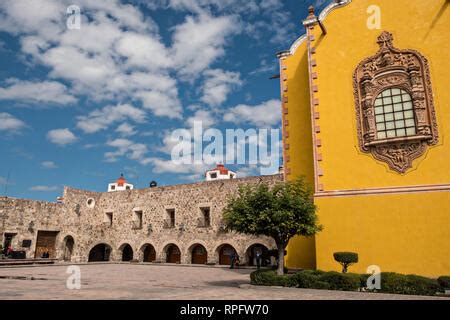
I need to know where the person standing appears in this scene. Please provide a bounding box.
[256,251,262,270]
[229,252,236,269]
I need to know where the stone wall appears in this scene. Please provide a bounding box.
[0,175,282,264]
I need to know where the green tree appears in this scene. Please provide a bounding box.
[223,177,322,275]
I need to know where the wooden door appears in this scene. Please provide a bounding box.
[35,231,59,258]
[167,245,180,263]
[219,245,236,265]
[143,245,156,262]
[191,245,207,264]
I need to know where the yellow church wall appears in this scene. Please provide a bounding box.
[315,191,450,278]
[312,0,450,190]
[280,0,450,275]
[280,41,317,269]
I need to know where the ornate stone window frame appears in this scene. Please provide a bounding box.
[353,31,438,173]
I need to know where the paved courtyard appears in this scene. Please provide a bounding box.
[0,263,447,300]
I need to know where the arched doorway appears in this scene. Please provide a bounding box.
[141,244,156,262]
[191,244,207,264]
[217,244,237,265]
[88,243,112,262]
[120,244,133,261]
[63,236,74,262]
[245,244,270,266]
[165,244,181,263]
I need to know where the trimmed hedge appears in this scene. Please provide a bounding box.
[250,269,444,296]
[377,272,440,296]
[437,276,450,289]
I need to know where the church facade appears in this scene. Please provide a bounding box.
[278,0,449,277]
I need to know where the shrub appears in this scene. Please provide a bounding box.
[437,276,450,290]
[250,270,293,287]
[318,271,361,291]
[333,252,358,273]
[291,270,329,289]
[379,272,439,296]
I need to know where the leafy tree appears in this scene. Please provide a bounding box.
[223,177,322,275]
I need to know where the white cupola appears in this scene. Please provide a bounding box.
[108,174,133,192]
[205,164,236,181]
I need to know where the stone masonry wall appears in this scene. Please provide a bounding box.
[0,175,282,264]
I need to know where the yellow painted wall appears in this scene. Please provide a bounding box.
[282,0,450,276]
[281,41,317,269]
[313,0,450,190]
[315,191,450,278]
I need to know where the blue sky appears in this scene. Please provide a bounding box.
[0,0,327,201]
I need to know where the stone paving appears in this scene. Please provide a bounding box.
[0,263,447,300]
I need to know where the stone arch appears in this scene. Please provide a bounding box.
[244,243,271,266]
[215,243,238,266]
[88,242,112,262]
[139,243,157,262]
[61,235,75,262]
[118,243,134,261]
[188,243,208,265]
[162,243,181,263]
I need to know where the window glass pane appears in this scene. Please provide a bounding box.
[375,99,383,106]
[384,105,393,113]
[385,113,394,121]
[376,123,385,131]
[402,94,411,101]
[396,129,406,137]
[395,120,405,128]
[403,101,413,110]
[406,127,416,136]
[386,121,395,130]
[392,96,401,104]
[376,115,384,123]
[375,106,384,114]
[391,88,401,95]
[394,111,404,120]
[404,110,414,118]
[383,97,392,104]
[387,130,396,138]
[393,103,403,111]
[405,119,415,127]
[377,132,386,139]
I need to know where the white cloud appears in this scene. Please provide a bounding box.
[116,123,137,137]
[104,138,148,163]
[0,112,26,132]
[201,69,242,106]
[46,128,77,146]
[0,79,76,105]
[186,109,216,129]
[224,99,281,126]
[41,161,57,169]
[30,185,59,192]
[171,14,241,77]
[76,103,146,134]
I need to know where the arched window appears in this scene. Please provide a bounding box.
[374,88,416,139]
[353,31,438,173]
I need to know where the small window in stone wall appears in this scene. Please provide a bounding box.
[164,209,175,228]
[199,207,211,227]
[105,212,113,227]
[133,210,143,229]
[210,172,217,179]
[86,198,95,208]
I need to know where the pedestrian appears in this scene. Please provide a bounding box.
[229,252,236,269]
[6,244,13,257]
[256,251,262,270]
